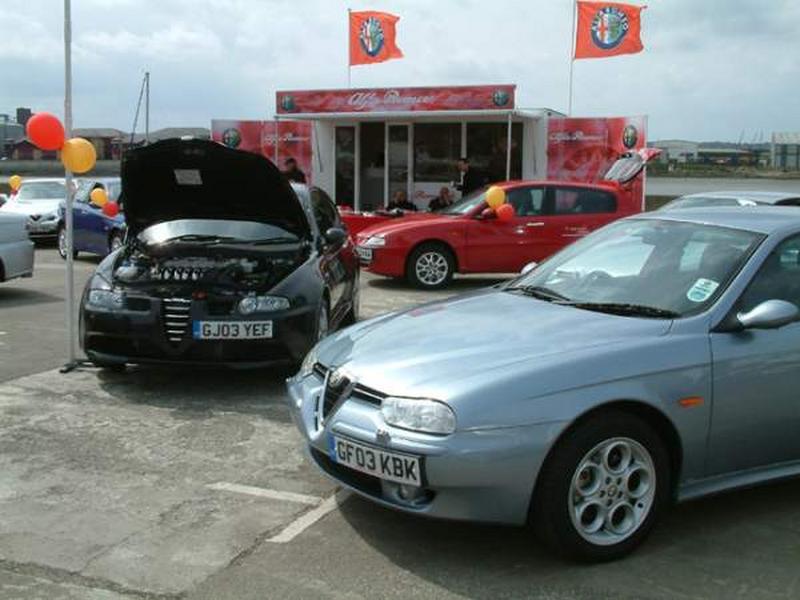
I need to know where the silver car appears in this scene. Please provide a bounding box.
[287,207,800,561]
[0,212,35,282]
[0,178,66,238]
[661,190,800,210]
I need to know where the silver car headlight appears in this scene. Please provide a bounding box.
[362,235,386,248]
[87,289,124,309]
[298,347,319,379]
[381,397,456,435]
[41,210,59,222]
[238,295,290,315]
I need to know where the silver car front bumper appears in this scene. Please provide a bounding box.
[286,371,568,525]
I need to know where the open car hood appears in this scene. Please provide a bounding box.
[121,138,310,237]
[602,148,662,184]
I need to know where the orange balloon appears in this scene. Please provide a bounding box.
[9,174,22,191]
[90,187,108,207]
[496,203,516,221]
[486,186,506,209]
[61,138,97,174]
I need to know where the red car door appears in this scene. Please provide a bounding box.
[543,186,621,256]
[464,186,549,272]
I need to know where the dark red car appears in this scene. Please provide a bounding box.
[354,150,658,288]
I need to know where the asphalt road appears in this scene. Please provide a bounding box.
[1,248,800,599]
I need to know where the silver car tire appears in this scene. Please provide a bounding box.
[57,224,78,260]
[532,411,670,562]
[108,230,124,255]
[407,243,455,289]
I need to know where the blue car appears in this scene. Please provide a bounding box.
[58,177,126,259]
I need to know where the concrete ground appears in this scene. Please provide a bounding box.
[1,248,800,599]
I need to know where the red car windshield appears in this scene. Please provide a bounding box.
[440,187,488,215]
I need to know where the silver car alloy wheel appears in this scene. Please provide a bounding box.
[110,234,123,252]
[568,436,656,546]
[58,227,68,257]
[415,251,449,286]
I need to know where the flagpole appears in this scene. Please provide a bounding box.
[347,8,352,87]
[568,0,577,115]
[63,0,77,367]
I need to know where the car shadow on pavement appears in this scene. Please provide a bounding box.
[337,478,800,599]
[94,364,297,422]
[0,287,63,308]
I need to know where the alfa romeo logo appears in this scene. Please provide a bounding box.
[591,6,629,50]
[622,125,638,149]
[221,128,241,149]
[280,95,296,112]
[492,89,510,107]
[359,17,385,57]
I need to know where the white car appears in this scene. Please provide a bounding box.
[0,212,35,283]
[0,178,66,238]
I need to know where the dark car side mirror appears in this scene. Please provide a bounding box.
[736,299,799,331]
[324,227,347,247]
[478,207,497,220]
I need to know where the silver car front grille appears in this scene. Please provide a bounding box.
[162,298,192,343]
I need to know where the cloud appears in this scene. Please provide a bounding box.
[0,0,797,141]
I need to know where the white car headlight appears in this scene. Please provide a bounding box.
[362,235,386,248]
[42,211,59,221]
[87,289,124,309]
[381,397,456,435]
[238,295,290,315]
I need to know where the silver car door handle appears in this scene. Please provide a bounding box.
[525,222,545,227]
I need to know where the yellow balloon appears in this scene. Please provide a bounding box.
[90,187,108,207]
[9,174,22,191]
[61,137,97,174]
[486,186,506,210]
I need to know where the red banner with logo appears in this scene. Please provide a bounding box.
[547,116,647,203]
[349,10,404,66]
[211,119,313,183]
[574,2,645,59]
[276,85,515,114]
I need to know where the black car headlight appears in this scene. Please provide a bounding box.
[238,295,290,315]
[86,272,124,310]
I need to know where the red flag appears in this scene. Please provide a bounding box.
[349,10,403,66]
[574,2,645,60]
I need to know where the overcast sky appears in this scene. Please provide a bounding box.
[1,0,798,141]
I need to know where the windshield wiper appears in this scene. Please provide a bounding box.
[505,285,571,302]
[557,302,679,319]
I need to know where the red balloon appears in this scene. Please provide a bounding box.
[26,112,65,151]
[102,201,120,218]
[496,203,516,221]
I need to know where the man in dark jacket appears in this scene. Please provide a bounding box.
[455,157,485,197]
[283,157,307,184]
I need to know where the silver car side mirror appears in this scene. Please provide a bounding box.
[737,299,799,330]
[520,261,538,275]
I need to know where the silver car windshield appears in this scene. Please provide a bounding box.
[509,219,764,317]
[17,181,66,201]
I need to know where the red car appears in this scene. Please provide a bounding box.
[355,150,658,288]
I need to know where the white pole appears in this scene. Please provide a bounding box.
[568,0,577,115]
[347,8,352,88]
[505,112,513,181]
[63,0,76,366]
[145,71,150,144]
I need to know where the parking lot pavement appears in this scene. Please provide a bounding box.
[3,248,800,599]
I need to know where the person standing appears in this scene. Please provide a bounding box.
[283,157,307,184]
[454,157,485,197]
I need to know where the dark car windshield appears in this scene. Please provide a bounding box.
[17,181,66,201]
[507,219,763,317]
[137,219,299,246]
[440,187,488,215]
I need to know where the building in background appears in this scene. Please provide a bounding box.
[649,139,699,163]
[772,132,800,171]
